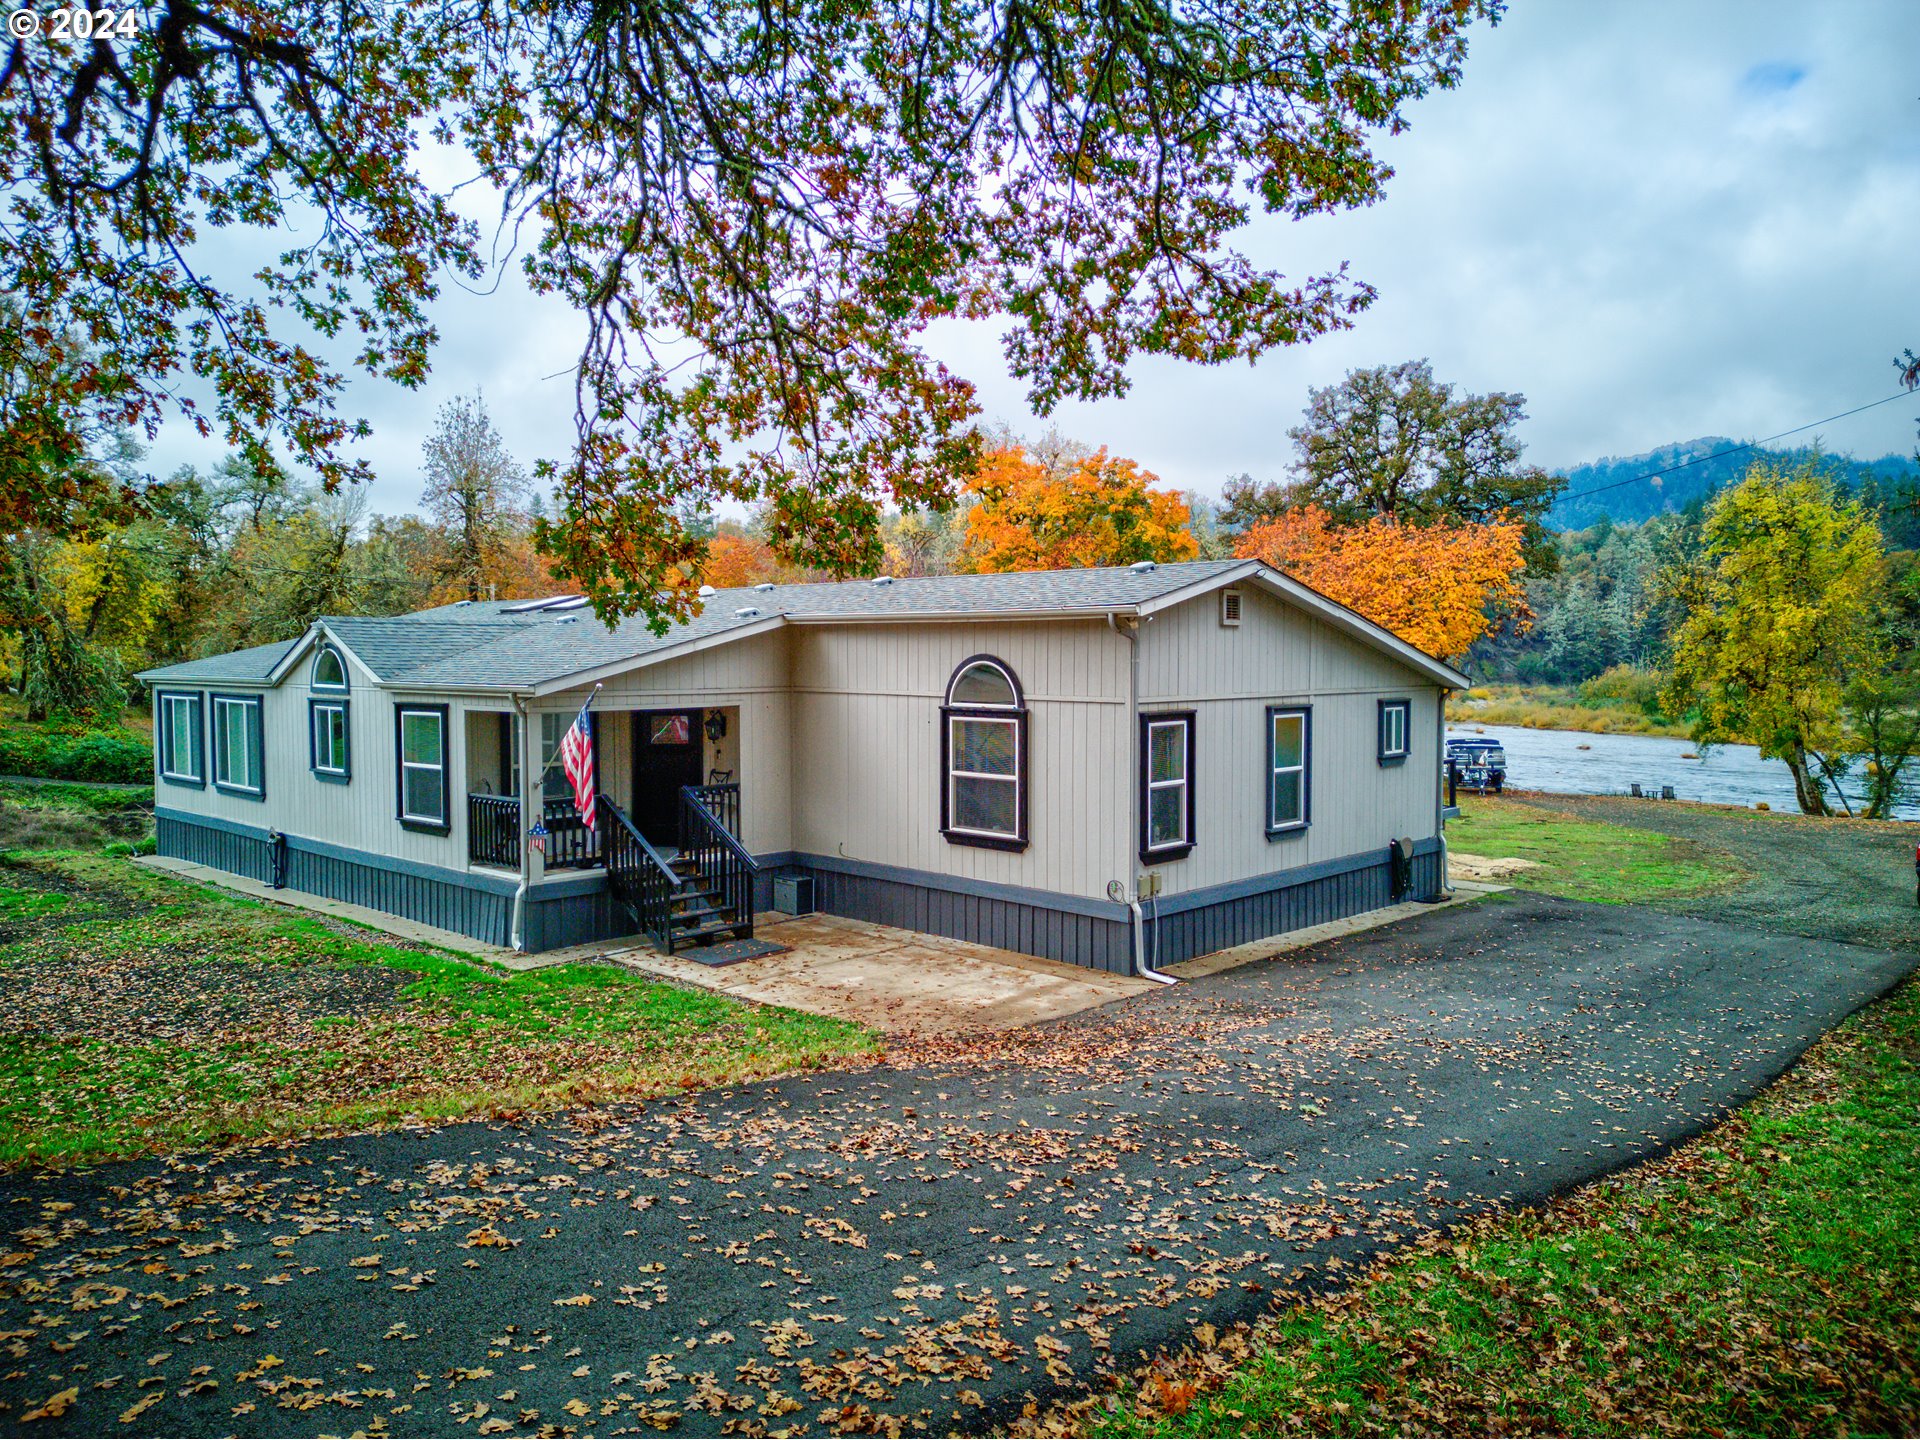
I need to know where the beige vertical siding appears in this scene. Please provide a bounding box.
[159,672,479,873]
[787,619,1133,901]
[1136,585,1443,896]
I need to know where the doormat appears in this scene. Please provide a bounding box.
[676,936,791,967]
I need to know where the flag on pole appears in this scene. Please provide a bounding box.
[559,703,597,830]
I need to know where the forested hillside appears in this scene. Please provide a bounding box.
[1547,439,1919,535]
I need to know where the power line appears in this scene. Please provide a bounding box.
[1555,389,1917,504]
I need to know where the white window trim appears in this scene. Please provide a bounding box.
[158,692,202,784]
[1268,706,1310,833]
[398,707,448,826]
[946,713,1022,841]
[1379,699,1410,761]
[311,643,349,692]
[1144,717,1191,853]
[312,701,349,777]
[211,695,263,796]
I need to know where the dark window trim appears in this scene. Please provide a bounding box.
[155,688,205,789]
[1266,704,1311,838]
[395,703,452,834]
[309,697,351,784]
[1377,697,1412,766]
[310,642,350,693]
[939,655,1029,853]
[208,691,266,800]
[1139,710,1197,864]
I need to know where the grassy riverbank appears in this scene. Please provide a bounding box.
[1446,683,1693,739]
[1446,795,1742,903]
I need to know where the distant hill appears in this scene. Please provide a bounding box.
[1546,438,1920,532]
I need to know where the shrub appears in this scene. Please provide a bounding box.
[0,727,152,784]
[1578,665,1667,713]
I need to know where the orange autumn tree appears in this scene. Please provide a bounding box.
[701,532,784,588]
[958,446,1199,572]
[1235,505,1530,660]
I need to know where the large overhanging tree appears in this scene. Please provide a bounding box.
[2,0,1496,626]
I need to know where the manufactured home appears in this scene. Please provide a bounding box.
[136,559,1467,973]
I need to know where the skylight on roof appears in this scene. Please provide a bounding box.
[504,594,585,613]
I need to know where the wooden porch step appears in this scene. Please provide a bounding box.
[670,916,747,944]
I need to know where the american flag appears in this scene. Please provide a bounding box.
[559,704,596,830]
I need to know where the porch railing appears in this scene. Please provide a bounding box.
[466,793,605,870]
[679,784,755,943]
[683,781,741,839]
[603,794,681,950]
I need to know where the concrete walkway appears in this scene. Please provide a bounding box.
[608,913,1153,1034]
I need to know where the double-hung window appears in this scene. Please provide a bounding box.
[1267,705,1311,834]
[941,657,1028,851]
[157,691,204,786]
[310,700,350,780]
[1139,712,1196,862]
[211,694,265,798]
[396,704,450,831]
[1378,698,1411,765]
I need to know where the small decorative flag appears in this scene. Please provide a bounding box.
[528,820,547,856]
[559,703,597,830]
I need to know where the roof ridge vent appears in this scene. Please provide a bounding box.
[698,584,717,597]
[870,575,894,585]
[754,582,775,592]
[1129,560,1157,573]
[735,605,762,617]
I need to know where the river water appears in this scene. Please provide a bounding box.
[1444,721,1918,822]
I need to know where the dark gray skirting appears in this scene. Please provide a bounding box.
[157,809,1442,969]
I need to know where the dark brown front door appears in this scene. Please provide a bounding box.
[631,710,702,847]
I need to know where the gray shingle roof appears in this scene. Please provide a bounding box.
[393,560,1254,689]
[320,617,542,683]
[138,560,1260,691]
[137,638,300,686]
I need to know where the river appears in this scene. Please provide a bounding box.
[1444,722,1918,822]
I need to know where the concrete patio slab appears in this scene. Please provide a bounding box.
[606,912,1152,1033]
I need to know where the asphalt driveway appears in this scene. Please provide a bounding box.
[1,892,1910,1437]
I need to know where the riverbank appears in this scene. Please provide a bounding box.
[1446,683,1692,738]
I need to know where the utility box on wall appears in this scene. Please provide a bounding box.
[773,874,814,917]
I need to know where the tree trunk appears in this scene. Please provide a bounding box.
[1784,746,1831,816]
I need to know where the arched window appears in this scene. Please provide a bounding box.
[311,644,348,691]
[941,656,1028,851]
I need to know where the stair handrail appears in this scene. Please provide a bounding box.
[601,793,682,951]
[679,785,757,942]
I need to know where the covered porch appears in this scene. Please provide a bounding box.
[463,702,743,870]
[462,703,756,955]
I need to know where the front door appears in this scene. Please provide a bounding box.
[631,710,702,847]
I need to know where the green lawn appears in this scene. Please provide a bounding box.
[1092,973,1920,1437]
[0,849,877,1168]
[1447,795,1741,903]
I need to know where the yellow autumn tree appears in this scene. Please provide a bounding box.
[958,446,1199,572]
[1234,505,1529,661]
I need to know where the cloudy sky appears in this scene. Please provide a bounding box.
[148,0,1920,515]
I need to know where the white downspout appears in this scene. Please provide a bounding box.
[509,692,532,952]
[1110,611,1176,986]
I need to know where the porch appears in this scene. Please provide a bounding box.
[463,703,753,956]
